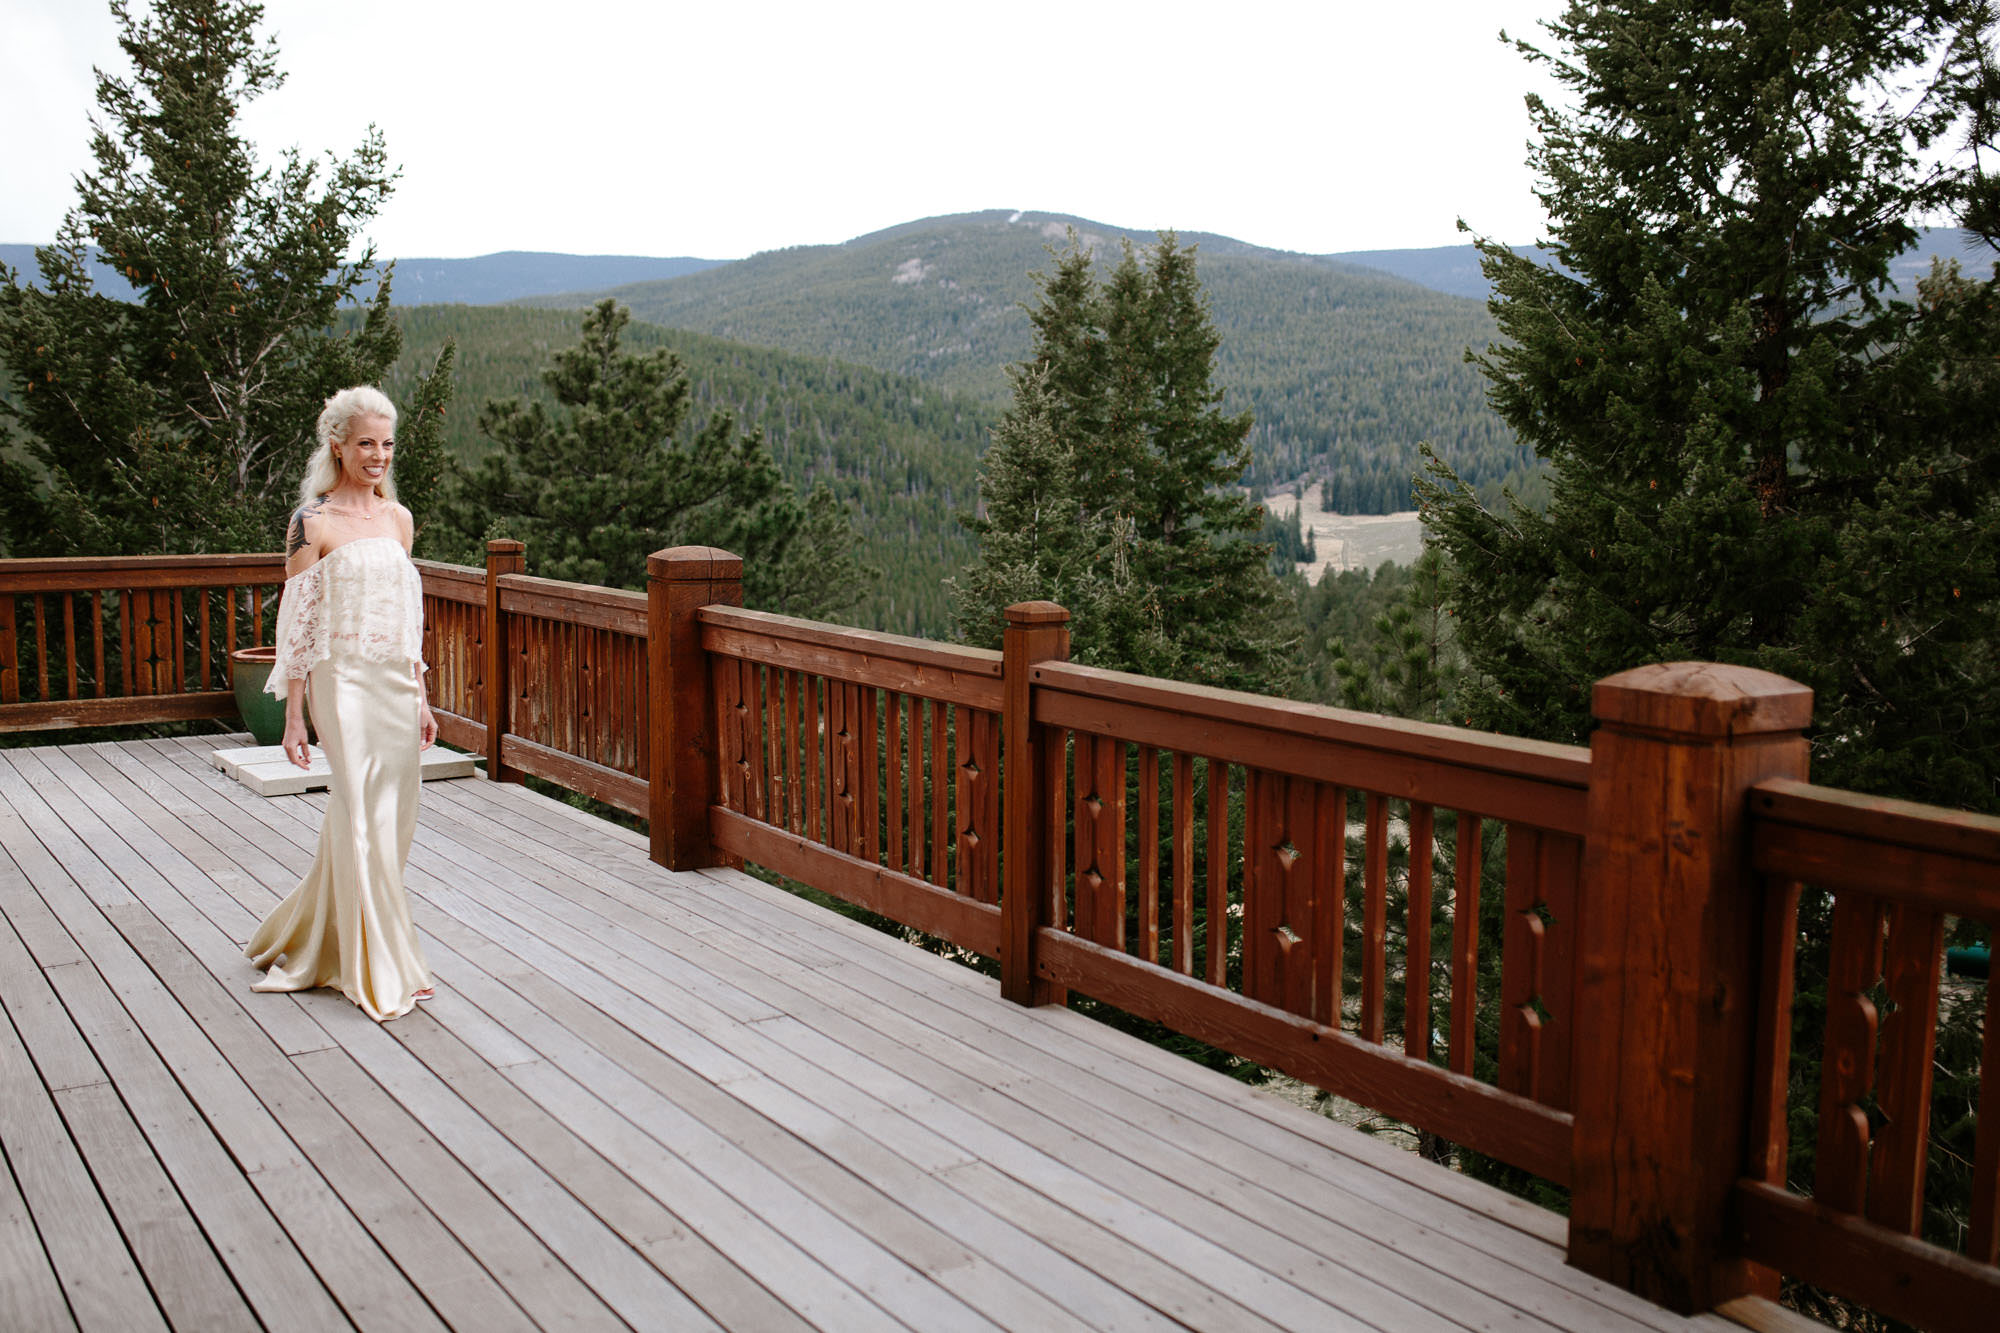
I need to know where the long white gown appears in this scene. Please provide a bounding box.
[244,536,433,1021]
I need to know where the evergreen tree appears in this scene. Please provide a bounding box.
[1326,547,1461,723]
[1418,1,2000,1277]
[954,233,1293,692]
[1420,1,2000,814]
[440,299,874,617]
[0,0,450,556]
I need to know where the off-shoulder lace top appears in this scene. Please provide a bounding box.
[265,537,425,695]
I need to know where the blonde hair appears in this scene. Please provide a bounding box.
[298,385,400,507]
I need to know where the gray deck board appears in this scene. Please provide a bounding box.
[0,735,1778,1332]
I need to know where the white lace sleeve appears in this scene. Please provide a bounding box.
[265,562,327,696]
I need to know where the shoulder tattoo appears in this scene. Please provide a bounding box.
[286,498,325,557]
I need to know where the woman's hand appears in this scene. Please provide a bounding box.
[282,710,311,770]
[419,698,437,750]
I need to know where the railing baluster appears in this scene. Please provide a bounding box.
[1449,815,1482,1077]
[170,588,184,691]
[63,593,78,699]
[1815,891,1886,1216]
[1138,745,1159,964]
[859,685,879,865]
[1501,824,1547,1100]
[1172,751,1194,974]
[1205,757,1228,987]
[1973,972,2000,1263]
[805,674,824,844]
[885,691,903,872]
[903,689,921,873]
[1045,730,1070,929]
[1405,803,1436,1062]
[0,594,17,704]
[928,697,947,887]
[1866,902,1945,1235]
[196,589,210,691]
[93,591,107,698]
[1313,782,1344,1027]
[33,595,50,700]
[1361,793,1389,1042]
[744,659,767,824]
[962,709,999,904]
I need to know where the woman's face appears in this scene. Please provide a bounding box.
[334,413,395,491]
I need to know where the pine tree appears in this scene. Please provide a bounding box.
[440,299,874,617]
[954,232,1293,692]
[0,0,451,557]
[1420,0,2000,813]
[1417,0,2000,1273]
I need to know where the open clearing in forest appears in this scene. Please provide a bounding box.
[1262,486,1426,582]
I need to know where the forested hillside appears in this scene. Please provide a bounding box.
[519,210,1532,512]
[362,305,992,636]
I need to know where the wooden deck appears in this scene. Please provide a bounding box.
[0,735,1776,1333]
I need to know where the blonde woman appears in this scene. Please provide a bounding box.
[245,386,436,1020]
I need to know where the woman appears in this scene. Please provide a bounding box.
[245,385,437,1020]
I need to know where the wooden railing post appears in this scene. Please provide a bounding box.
[483,539,526,784]
[1000,601,1070,1006]
[648,546,743,870]
[1568,661,1812,1313]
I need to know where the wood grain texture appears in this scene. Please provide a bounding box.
[1734,1182,1999,1333]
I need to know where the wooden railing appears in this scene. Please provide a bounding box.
[4,540,1993,1331]
[0,554,284,731]
[420,540,653,816]
[1733,779,2000,1332]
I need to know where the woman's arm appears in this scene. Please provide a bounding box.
[281,678,311,770]
[414,660,436,750]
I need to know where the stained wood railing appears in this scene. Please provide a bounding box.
[0,554,284,731]
[700,604,1007,958]
[1732,780,2000,1333]
[4,540,1993,1331]
[1014,650,1589,1185]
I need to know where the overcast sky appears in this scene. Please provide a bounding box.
[3,1,1570,261]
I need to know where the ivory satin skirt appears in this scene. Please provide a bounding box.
[245,652,432,1021]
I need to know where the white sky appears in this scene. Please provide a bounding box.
[1,1,1570,261]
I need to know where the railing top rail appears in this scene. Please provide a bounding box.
[1032,658,1592,787]
[1752,776,2000,864]
[0,552,286,592]
[413,559,484,584]
[700,606,1004,677]
[1750,776,2000,919]
[492,572,647,637]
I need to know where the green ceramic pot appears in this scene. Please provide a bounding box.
[229,646,286,745]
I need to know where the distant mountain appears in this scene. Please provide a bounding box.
[1327,228,1990,303]
[0,245,726,307]
[1324,246,1527,302]
[517,209,1535,509]
[0,244,139,299]
[356,252,726,305]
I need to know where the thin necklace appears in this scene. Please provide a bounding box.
[321,494,383,520]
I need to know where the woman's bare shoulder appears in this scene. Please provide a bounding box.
[393,503,416,550]
[285,497,329,576]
